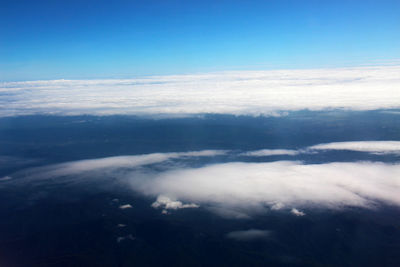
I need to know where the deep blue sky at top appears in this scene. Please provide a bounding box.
[1,0,399,81]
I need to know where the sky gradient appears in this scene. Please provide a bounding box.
[1,0,400,81]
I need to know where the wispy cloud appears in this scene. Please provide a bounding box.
[241,149,299,157]
[11,150,227,182]
[119,204,133,209]
[0,176,12,181]
[116,234,135,243]
[226,229,272,241]
[309,141,400,155]
[243,141,400,157]
[1,65,399,117]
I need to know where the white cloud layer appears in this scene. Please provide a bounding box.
[129,161,400,217]
[309,141,400,155]
[1,65,400,117]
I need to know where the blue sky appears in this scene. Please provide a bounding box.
[1,0,399,81]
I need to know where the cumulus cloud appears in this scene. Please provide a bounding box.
[271,202,285,210]
[151,195,199,214]
[309,141,400,155]
[226,229,272,241]
[1,65,400,117]
[129,161,400,218]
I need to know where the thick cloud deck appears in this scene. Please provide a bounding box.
[1,65,400,117]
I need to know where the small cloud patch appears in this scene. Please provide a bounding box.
[117,234,136,243]
[151,195,199,214]
[271,202,285,210]
[291,208,305,216]
[119,204,133,209]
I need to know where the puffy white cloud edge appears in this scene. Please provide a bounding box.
[1,65,400,117]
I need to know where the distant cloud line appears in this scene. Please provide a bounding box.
[5,141,399,183]
[1,65,400,117]
[244,141,400,157]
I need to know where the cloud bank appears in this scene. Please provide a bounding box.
[129,161,400,217]
[1,65,400,117]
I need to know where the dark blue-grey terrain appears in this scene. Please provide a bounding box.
[0,110,400,267]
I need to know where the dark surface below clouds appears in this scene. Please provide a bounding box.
[0,111,399,266]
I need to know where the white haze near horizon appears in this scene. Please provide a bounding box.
[1,65,400,117]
